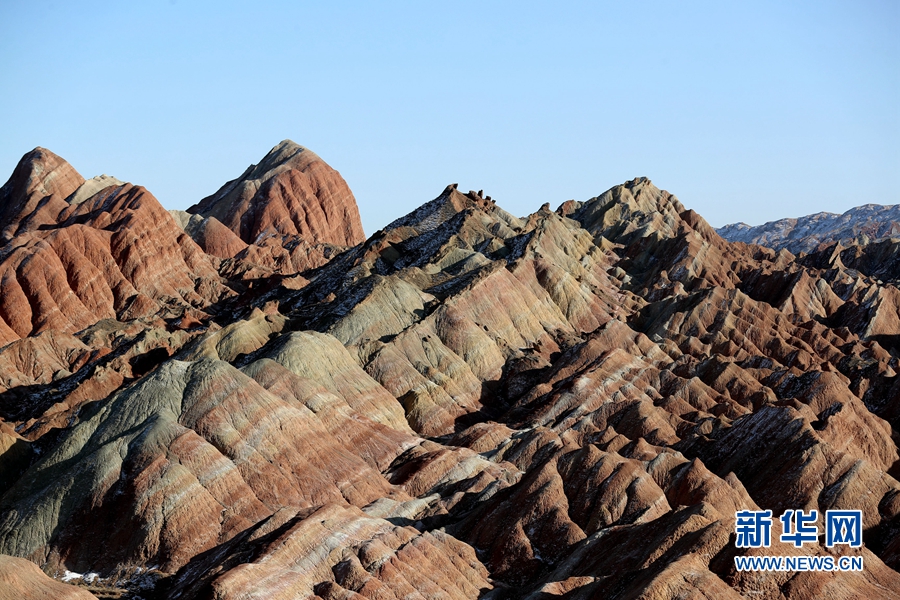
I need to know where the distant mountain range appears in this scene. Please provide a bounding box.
[718,204,900,254]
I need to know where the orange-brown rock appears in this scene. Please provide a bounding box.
[165,504,495,599]
[0,148,85,243]
[0,149,232,347]
[170,210,248,258]
[188,140,365,246]
[0,554,98,600]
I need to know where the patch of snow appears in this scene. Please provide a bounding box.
[717,203,900,253]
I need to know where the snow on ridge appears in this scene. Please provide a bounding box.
[717,203,900,254]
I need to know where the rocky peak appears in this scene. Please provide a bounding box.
[385,183,522,235]
[0,147,85,243]
[562,177,721,246]
[188,139,365,246]
[245,139,312,180]
[0,148,233,346]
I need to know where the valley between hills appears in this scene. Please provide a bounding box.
[0,141,898,599]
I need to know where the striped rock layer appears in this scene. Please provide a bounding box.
[0,148,898,600]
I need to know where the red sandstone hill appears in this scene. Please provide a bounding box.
[187,139,365,246]
[0,148,230,348]
[0,148,898,600]
[172,140,365,278]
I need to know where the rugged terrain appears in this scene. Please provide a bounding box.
[0,142,898,599]
[718,204,900,255]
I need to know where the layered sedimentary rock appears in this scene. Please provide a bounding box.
[0,148,86,243]
[170,210,248,259]
[0,149,231,347]
[171,141,364,280]
[188,139,365,246]
[0,149,898,600]
[0,554,98,600]
[0,143,370,452]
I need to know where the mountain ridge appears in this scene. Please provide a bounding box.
[718,203,900,254]
[0,145,897,599]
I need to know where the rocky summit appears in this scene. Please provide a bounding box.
[187,140,365,247]
[0,146,898,600]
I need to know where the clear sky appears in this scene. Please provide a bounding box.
[1,1,897,234]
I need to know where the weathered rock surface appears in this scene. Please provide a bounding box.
[0,554,98,600]
[167,504,494,599]
[0,149,232,348]
[188,139,365,246]
[0,148,85,244]
[170,210,248,259]
[0,150,898,600]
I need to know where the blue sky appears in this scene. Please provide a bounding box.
[1,1,897,233]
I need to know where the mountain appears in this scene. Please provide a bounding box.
[171,140,364,277]
[0,151,898,600]
[0,147,86,244]
[0,148,230,348]
[717,204,900,254]
[187,139,365,246]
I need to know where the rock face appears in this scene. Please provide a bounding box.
[188,139,365,246]
[0,149,898,600]
[0,149,232,347]
[170,209,248,259]
[0,554,98,600]
[0,147,86,243]
[718,203,900,254]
